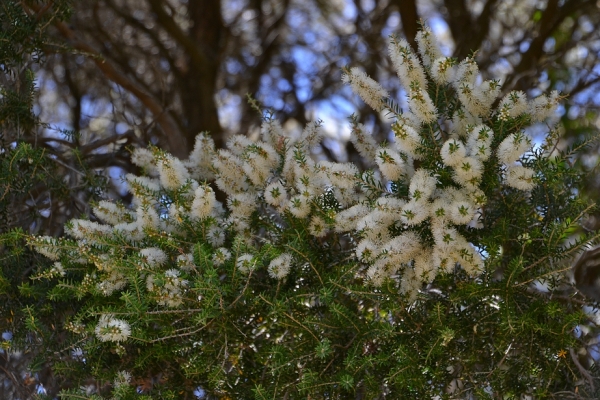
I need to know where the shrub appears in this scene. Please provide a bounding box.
[29,27,598,399]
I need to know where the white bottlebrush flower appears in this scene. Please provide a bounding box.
[409,169,437,201]
[431,224,461,250]
[456,245,484,276]
[264,181,288,207]
[497,90,528,121]
[114,221,144,242]
[125,174,160,200]
[449,200,477,225]
[185,133,216,181]
[467,187,487,207]
[342,67,389,112]
[213,149,249,195]
[113,371,132,389]
[308,215,328,238]
[497,133,531,164]
[298,121,324,150]
[157,154,190,190]
[432,245,455,274]
[431,57,455,84]
[529,90,560,122]
[243,156,271,187]
[96,271,127,296]
[178,178,200,201]
[243,143,279,185]
[236,253,256,274]
[163,268,188,307]
[334,204,370,232]
[383,231,422,263]
[288,195,311,218]
[177,253,196,271]
[474,79,501,112]
[430,198,451,222]
[505,165,536,191]
[261,118,285,147]
[333,186,364,208]
[457,82,490,117]
[408,84,437,124]
[366,263,387,287]
[466,124,493,161]
[147,269,188,307]
[376,147,406,181]
[356,239,381,263]
[349,123,379,162]
[453,157,483,187]
[290,145,316,175]
[228,192,258,219]
[95,314,131,343]
[388,35,427,90]
[191,185,216,219]
[440,138,467,167]
[319,161,358,190]
[140,247,168,267]
[30,236,61,260]
[375,197,406,213]
[357,209,394,241]
[50,261,66,277]
[93,201,131,226]
[131,148,158,176]
[439,186,469,204]
[136,205,160,230]
[268,253,293,279]
[93,253,114,272]
[282,146,299,184]
[66,219,111,240]
[414,251,436,283]
[213,247,231,266]
[397,111,424,131]
[415,26,442,68]
[454,57,479,85]
[392,122,421,159]
[296,171,326,199]
[227,134,254,156]
[168,203,185,224]
[207,225,226,247]
[401,200,430,226]
[450,107,482,139]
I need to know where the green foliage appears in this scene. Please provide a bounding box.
[0,2,110,398]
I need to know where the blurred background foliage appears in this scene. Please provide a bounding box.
[2,0,600,398]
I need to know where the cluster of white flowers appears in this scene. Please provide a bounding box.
[139,247,168,268]
[236,253,256,275]
[341,67,389,112]
[113,370,132,389]
[213,247,231,266]
[268,253,293,279]
[93,200,134,225]
[176,253,196,271]
[95,314,131,342]
[334,25,556,300]
[96,270,127,296]
[32,261,67,280]
[146,269,188,307]
[29,27,559,327]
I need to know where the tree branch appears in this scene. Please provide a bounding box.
[23,2,188,158]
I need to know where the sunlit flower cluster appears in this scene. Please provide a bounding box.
[29,27,558,341]
[95,314,131,342]
[335,25,553,299]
